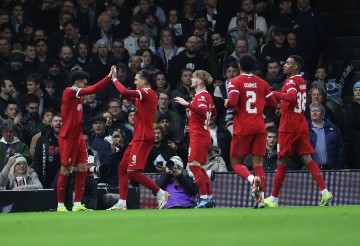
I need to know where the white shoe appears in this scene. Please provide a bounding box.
[157,191,170,209]
[106,204,127,210]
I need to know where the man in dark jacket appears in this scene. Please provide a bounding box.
[308,103,344,170]
[33,113,62,188]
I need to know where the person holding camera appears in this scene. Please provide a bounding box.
[155,156,198,209]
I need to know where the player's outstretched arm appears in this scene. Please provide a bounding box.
[112,78,141,99]
[174,96,207,116]
[265,93,277,109]
[79,65,116,96]
[272,90,297,102]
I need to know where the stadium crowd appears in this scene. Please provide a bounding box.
[0,0,359,208]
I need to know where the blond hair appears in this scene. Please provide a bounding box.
[193,70,213,86]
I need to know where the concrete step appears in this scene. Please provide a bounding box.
[326,24,360,37]
[324,48,360,60]
[327,36,360,49]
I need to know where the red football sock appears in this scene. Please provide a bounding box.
[127,171,160,193]
[56,172,68,203]
[189,166,207,196]
[306,160,326,190]
[233,164,251,180]
[201,168,212,196]
[118,160,129,200]
[254,166,266,192]
[74,170,86,202]
[271,165,287,197]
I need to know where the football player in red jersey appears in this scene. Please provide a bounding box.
[108,70,170,210]
[264,55,333,207]
[175,70,215,208]
[225,54,277,208]
[57,65,116,212]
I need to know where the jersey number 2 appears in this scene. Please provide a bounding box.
[246,91,257,114]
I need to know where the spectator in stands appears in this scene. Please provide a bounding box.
[0,37,11,70]
[89,38,118,85]
[25,72,59,113]
[0,120,32,171]
[111,39,130,65]
[155,90,183,134]
[245,126,278,171]
[34,38,50,75]
[226,37,250,65]
[121,97,135,114]
[213,62,239,126]
[101,111,114,132]
[20,94,43,136]
[91,12,113,49]
[166,8,187,47]
[47,11,73,58]
[228,0,268,45]
[264,59,286,90]
[259,26,295,67]
[191,12,211,43]
[73,0,97,37]
[313,66,328,87]
[286,31,297,50]
[89,114,116,185]
[155,155,198,208]
[82,93,107,131]
[0,153,42,190]
[33,113,62,188]
[4,50,27,93]
[144,123,176,173]
[0,77,15,119]
[345,81,360,169]
[108,98,127,129]
[135,48,160,75]
[29,107,56,158]
[308,103,344,170]
[304,83,335,124]
[4,100,32,145]
[170,68,193,117]
[296,0,324,77]
[205,31,234,81]
[155,27,182,72]
[124,15,156,56]
[204,140,228,172]
[154,71,171,94]
[208,110,232,170]
[325,82,345,135]
[272,0,300,32]
[229,12,257,56]
[133,0,166,27]
[167,35,208,87]
[58,44,75,75]
[143,12,159,41]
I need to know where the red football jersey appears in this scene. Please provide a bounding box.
[60,76,110,139]
[132,88,157,141]
[188,91,214,143]
[229,74,273,135]
[278,75,308,132]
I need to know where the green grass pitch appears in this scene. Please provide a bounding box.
[2,206,360,246]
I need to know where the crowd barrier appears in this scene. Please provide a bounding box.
[139,170,360,208]
[1,170,359,212]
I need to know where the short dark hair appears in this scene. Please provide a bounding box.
[70,69,90,85]
[239,54,256,72]
[266,126,278,135]
[138,70,155,87]
[25,94,40,106]
[289,55,304,69]
[41,107,56,119]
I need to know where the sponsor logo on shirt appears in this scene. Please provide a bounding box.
[77,104,83,111]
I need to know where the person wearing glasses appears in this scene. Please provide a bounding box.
[0,153,42,190]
